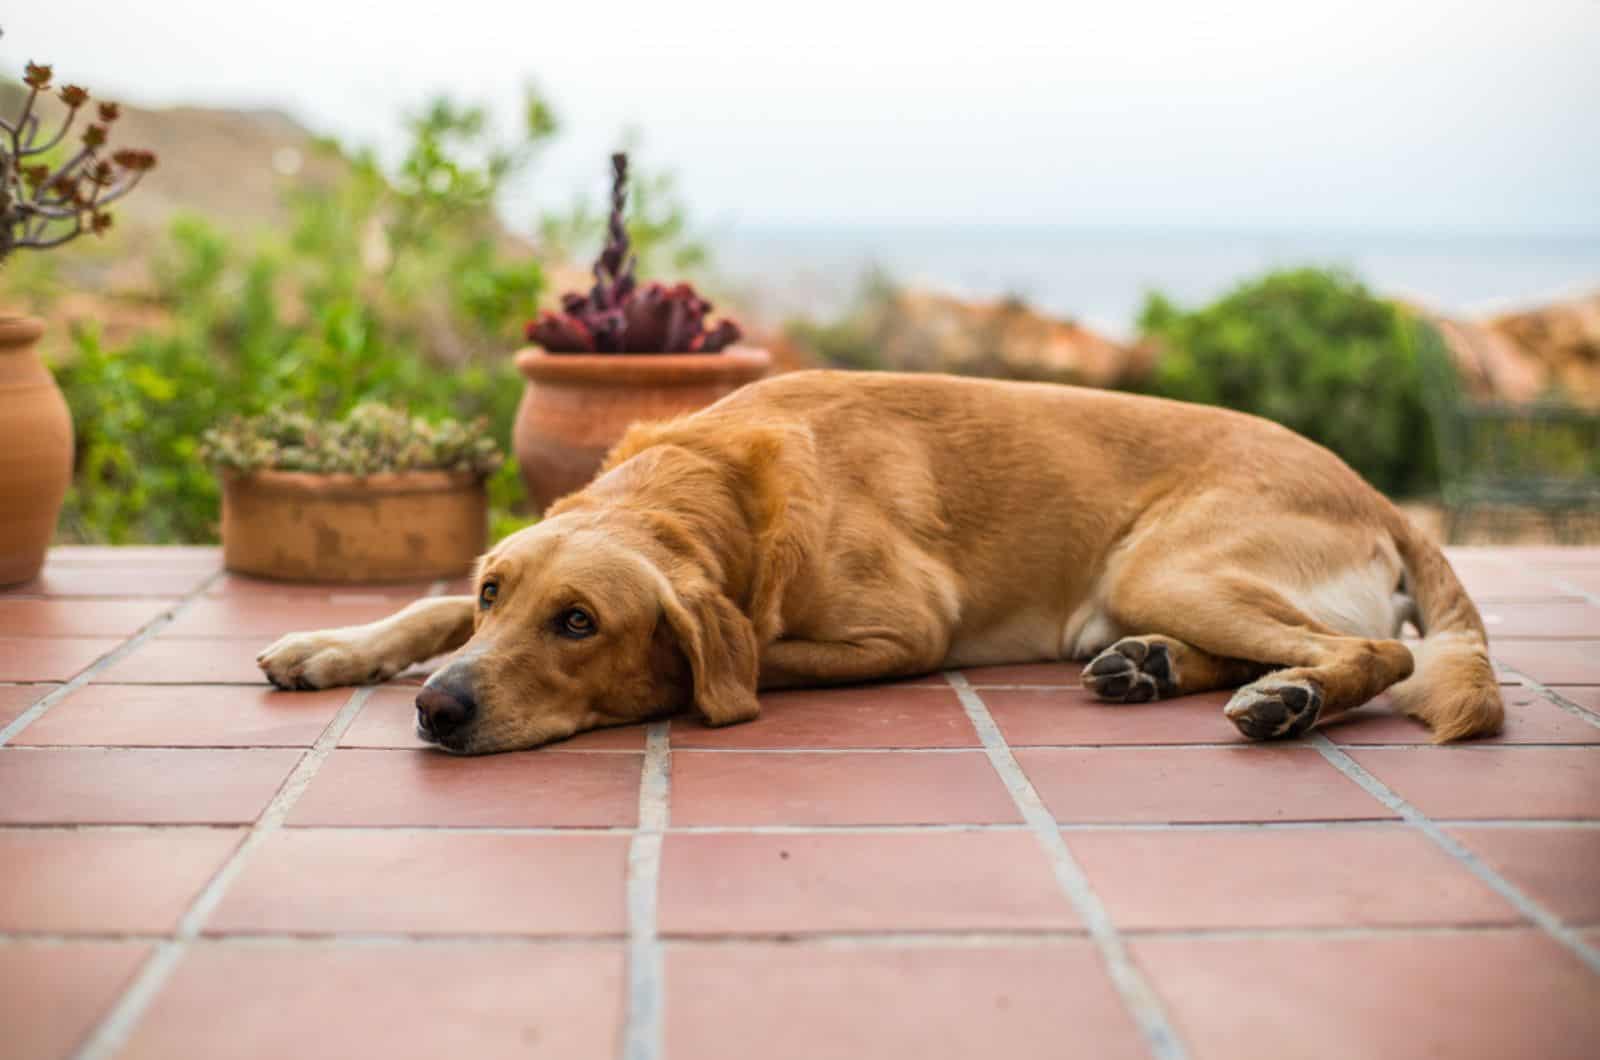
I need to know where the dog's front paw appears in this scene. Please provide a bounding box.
[1082,637,1179,703]
[1224,677,1323,740]
[257,631,392,690]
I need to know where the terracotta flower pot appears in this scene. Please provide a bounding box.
[0,316,74,586]
[219,469,488,583]
[512,345,771,512]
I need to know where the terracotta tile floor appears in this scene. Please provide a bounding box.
[0,545,1596,1060]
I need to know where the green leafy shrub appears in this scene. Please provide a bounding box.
[201,403,502,476]
[1138,268,1435,496]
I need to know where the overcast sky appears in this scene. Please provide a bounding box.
[5,1,1598,235]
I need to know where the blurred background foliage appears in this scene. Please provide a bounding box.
[18,88,707,544]
[1135,268,1434,497]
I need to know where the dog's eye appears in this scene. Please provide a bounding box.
[557,607,596,639]
[478,582,498,609]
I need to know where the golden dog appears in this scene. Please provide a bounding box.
[258,371,1502,753]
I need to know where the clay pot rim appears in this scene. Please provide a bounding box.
[0,315,45,350]
[514,344,771,385]
[220,467,486,497]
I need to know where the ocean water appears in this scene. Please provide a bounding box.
[713,226,1600,339]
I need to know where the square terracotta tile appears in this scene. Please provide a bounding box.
[1449,558,1574,602]
[0,941,151,1060]
[1132,931,1600,1060]
[1497,547,1600,567]
[659,831,1075,935]
[1346,747,1600,819]
[0,598,179,637]
[5,564,215,597]
[47,545,220,567]
[0,637,123,681]
[289,749,641,827]
[340,686,644,750]
[121,944,624,1060]
[208,830,629,935]
[1069,827,1517,931]
[985,687,1240,746]
[958,662,1082,686]
[1554,686,1600,714]
[1447,826,1600,923]
[670,751,1019,826]
[14,685,350,747]
[1494,640,1600,685]
[161,596,404,638]
[0,683,52,728]
[0,748,301,824]
[667,942,1145,1060]
[0,828,242,933]
[1015,747,1392,823]
[1560,569,1600,595]
[1327,689,1600,745]
[672,685,978,749]
[95,638,272,684]
[205,573,437,600]
[1478,600,1600,639]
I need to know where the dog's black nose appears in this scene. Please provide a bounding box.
[416,680,476,744]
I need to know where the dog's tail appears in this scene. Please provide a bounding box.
[1388,523,1504,742]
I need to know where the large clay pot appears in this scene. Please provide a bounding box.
[512,345,771,512]
[0,317,74,586]
[219,469,488,583]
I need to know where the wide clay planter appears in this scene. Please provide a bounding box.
[0,316,74,586]
[220,469,488,583]
[512,345,771,512]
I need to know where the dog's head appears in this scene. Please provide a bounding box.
[413,515,760,753]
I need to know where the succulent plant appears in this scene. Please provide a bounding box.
[1,57,158,262]
[525,152,741,354]
[201,404,503,477]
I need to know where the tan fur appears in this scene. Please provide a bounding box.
[258,371,1503,752]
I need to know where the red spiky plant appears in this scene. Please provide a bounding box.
[526,153,740,354]
[1,60,157,262]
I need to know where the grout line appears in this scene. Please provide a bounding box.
[621,721,670,1060]
[0,571,223,747]
[6,737,1600,753]
[1498,665,1600,731]
[6,817,1597,839]
[4,920,1575,950]
[1308,732,1600,975]
[70,683,377,1060]
[662,922,1551,946]
[947,671,1187,1060]
[1548,576,1600,610]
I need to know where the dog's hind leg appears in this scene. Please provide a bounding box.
[1082,635,1268,703]
[1105,572,1414,740]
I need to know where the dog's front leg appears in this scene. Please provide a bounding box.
[758,633,945,690]
[257,596,476,690]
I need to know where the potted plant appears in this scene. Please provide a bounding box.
[201,404,502,583]
[0,59,156,583]
[513,152,769,511]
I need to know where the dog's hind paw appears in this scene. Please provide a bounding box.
[1081,637,1180,703]
[1224,677,1323,740]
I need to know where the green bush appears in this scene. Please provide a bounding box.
[1138,268,1435,497]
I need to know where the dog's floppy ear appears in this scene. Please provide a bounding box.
[658,577,761,727]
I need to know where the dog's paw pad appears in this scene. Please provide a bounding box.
[1224,678,1323,740]
[1082,638,1179,703]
